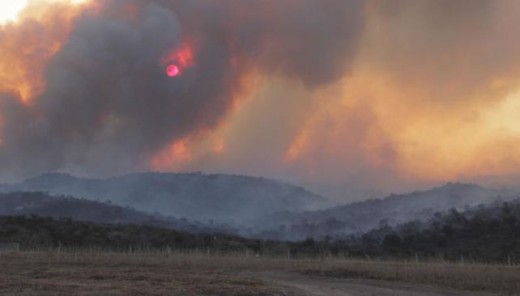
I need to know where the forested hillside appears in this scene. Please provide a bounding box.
[1,172,330,223]
[254,183,519,240]
[1,199,519,263]
[343,199,520,263]
[0,191,232,234]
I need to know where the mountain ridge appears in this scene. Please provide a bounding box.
[1,172,332,223]
[0,191,220,234]
[254,182,520,240]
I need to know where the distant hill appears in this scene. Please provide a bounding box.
[255,183,520,240]
[0,191,220,233]
[3,175,514,241]
[0,172,331,223]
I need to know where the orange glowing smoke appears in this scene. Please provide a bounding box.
[0,1,93,103]
[5,0,520,193]
[150,139,193,171]
[163,41,195,77]
[213,141,226,155]
[284,126,311,163]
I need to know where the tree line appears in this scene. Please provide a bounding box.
[0,200,519,263]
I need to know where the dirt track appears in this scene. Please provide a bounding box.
[257,272,495,296]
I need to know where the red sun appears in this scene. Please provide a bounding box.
[163,41,195,78]
[166,64,180,77]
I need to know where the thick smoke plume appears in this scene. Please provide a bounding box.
[3,0,520,196]
[0,0,363,179]
[276,0,520,192]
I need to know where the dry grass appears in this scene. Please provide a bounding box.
[0,252,280,296]
[0,251,518,295]
[301,259,520,295]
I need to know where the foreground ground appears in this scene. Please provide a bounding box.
[0,252,518,295]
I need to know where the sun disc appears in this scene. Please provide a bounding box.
[166,64,180,77]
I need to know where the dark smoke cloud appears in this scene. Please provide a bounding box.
[0,0,364,179]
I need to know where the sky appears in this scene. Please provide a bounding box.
[1,0,520,200]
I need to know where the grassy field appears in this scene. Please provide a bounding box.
[0,251,281,296]
[302,259,520,294]
[0,251,518,295]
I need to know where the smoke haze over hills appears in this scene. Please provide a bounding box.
[0,172,331,223]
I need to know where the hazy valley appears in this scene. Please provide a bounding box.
[1,172,519,243]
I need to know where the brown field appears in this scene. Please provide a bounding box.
[0,251,518,295]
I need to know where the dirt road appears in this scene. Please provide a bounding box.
[257,272,495,296]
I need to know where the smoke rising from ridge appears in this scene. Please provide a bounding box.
[2,0,520,195]
[0,0,364,179]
